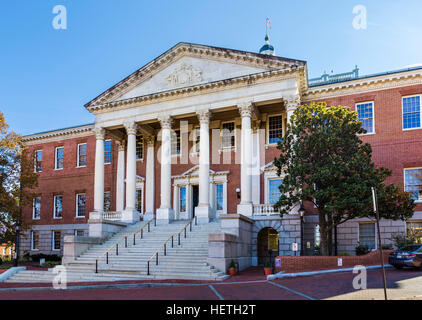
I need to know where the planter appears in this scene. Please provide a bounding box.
[264,268,273,276]
[229,268,236,276]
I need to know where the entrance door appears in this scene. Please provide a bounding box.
[257,228,279,265]
[192,185,199,216]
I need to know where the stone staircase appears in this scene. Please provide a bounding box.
[6,220,228,283]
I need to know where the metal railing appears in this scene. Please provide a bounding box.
[146,215,197,276]
[95,218,156,273]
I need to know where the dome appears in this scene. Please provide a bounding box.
[259,34,275,56]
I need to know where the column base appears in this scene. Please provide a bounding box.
[195,205,211,224]
[237,203,253,217]
[121,209,140,224]
[143,212,155,222]
[156,208,175,225]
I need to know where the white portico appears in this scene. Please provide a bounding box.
[87,42,306,227]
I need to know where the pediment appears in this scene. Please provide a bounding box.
[85,42,306,109]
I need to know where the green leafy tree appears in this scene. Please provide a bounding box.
[273,102,415,256]
[0,111,38,247]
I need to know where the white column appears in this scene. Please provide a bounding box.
[209,180,216,220]
[122,120,140,223]
[144,136,155,221]
[115,141,126,213]
[156,115,174,224]
[237,102,254,216]
[251,125,261,205]
[195,110,211,223]
[93,127,105,214]
[286,94,300,126]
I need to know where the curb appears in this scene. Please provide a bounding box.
[267,264,393,280]
[0,267,27,283]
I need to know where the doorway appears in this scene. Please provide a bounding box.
[257,227,279,265]
[192,185,199,217]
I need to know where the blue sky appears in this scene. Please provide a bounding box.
[1,0,422,135]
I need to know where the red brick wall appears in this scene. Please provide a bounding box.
[275,250,393,273]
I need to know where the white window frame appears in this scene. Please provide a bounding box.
[52,231,61,251]
[31,231,39,251]
[171,129,181,157]
[74,230,85,237]
[266,113,284,146]
[76,143,87,168]
[356,101,375,135]
[136,135,144,161]
[34,150,42,173]
[75,193,86,218]
[104,140,112,165]
[402,94,422,131]
[191,126,200,154]
[135,186,144,214]
[404,167,422,203]
[179,186,187,214]
[32,197,41,220]
[53,195,63,219]
[220,121,236,150]
[215,183,225,215]
[54,146,64,170]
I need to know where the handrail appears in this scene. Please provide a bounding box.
[95,217,156,273]
[146,215,197,276]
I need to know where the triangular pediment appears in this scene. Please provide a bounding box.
[85,42,306,108]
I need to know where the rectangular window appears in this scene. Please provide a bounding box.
[268,179,282,204]
[104,191,111,212]
[31,231,39,250]
[55,147,64,170]
[314,225,321,247]
[221,122,235,149]
[34,150,42,172]
[171,130,181,155]
[77,143,87,167]
[216,184,223,211]
[403,96,421,129]
[193,127,200,153]
[52,231,61,250]
[136,136,144,160]
[179,186,186,212]
[74,230,85,237]
[404,168,422,202]
[54,195,63,218]
[356,102,374,134]
[76,193,86,217]
[32,197,41,219]
[268,115,283,144]
[407,222,422,244]
[359,223,376,250]
[136,189,143,213]
[104,140,112,164]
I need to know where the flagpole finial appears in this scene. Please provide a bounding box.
[259,19,275,56]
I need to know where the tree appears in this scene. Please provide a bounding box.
[0,111,38,247]
[273,102,415,256]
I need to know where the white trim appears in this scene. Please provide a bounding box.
[76,143,87,168]
[75,193,86,218]
[356,101,375,135]
[404,167,422,203]
[136,135,144,161]
[402,94,422,131]
[220,120,236,150]
[30,231,39,251]
[54,146,64,170]
[51,230,61,251]
[34,150,42,173]
[266,113,284,146]
[357,221,377,250]
[32,197,41,220]
[135,184,144,214]
[265,176,283,205]
[104,139,112,165]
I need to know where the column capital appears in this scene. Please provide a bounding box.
[145,135,155,147]
[116,140,126,152]
[284,94,301,112]
[158,114,173,129]
[196,109,211,124]
[93,127,106,140]
[237,101,255,118]
[124,120,138,135]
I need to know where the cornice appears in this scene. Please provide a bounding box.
[88,68,304,114]
[303,69,422,101]
[22,124,95,145]
[85,43,306,110]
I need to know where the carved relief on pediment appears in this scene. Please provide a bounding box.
[165,63,202,88]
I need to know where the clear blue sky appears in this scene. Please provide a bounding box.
[1,0,422,135]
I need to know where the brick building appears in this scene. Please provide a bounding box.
[19,39,422,265]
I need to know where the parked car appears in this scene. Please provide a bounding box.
[389,244,422,270]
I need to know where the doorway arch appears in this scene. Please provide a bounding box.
[257,227,279,266]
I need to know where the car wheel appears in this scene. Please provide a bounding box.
[393,265,403,270]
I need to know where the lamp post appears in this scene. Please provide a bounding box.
[298,203,306,256]
[14,221,20,267]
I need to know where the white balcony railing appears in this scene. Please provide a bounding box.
[253,204,281,216]
[101,211,122,221]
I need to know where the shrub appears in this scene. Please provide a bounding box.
[40,261,61,268]
[30,254,61,262]
[0,257,2,265]
[228,260,236,270]
[338,252,350,256]
[382,244,393,250]
[355,245,369,256]
[391,233,418,249]
[313,245,321,256]
[264,260,272,269]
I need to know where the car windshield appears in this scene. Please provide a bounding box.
[398,245,421,252]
